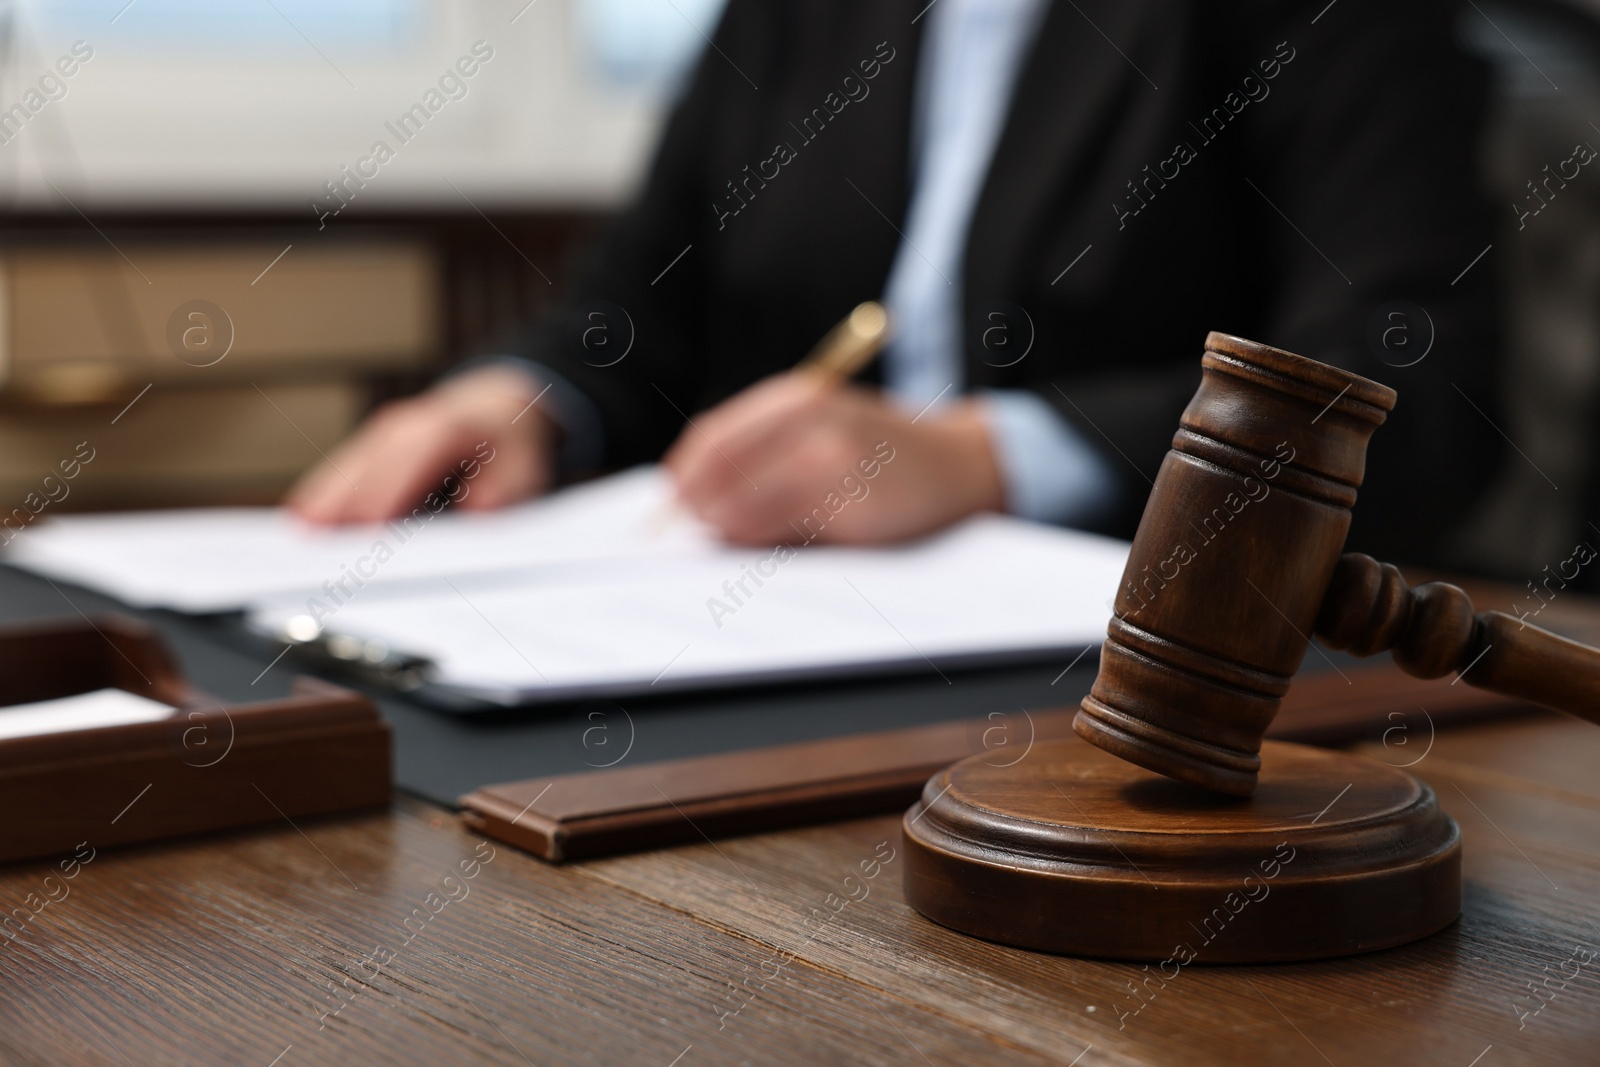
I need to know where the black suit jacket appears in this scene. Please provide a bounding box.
[517,0,1501,564]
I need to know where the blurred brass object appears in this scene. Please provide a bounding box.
[0,238,438,403]
[796,300,891,382]
[0,382,365,510]
[10,362,130,406]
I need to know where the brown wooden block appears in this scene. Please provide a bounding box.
[460,655,1533,864]
[0,614,390,864]
[458,714,1079,862]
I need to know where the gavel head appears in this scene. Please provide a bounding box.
[1073,333,1397,796]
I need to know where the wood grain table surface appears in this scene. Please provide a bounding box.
[0,710,1595,1066]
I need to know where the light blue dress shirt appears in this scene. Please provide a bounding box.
[515,0,1118,524]
[881,0,1115,525]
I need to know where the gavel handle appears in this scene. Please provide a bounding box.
[1316,553,1600,726]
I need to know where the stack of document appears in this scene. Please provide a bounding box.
[4,467,1129,706]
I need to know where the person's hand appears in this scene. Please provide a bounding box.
[662,373,1004,545]
[286,364,557,524]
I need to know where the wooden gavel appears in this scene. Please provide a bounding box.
[1074,332,1600,796]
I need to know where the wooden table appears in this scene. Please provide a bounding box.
[0,711,1595,1066]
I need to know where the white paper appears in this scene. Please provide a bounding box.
[0,688,174,740]
[3,467,713,612]
[247,513,1130,705]
[3,465,1129,705]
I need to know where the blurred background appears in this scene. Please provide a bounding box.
[0,0,720,507]
[4,0,1600,588]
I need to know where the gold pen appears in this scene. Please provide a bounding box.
[795,300,892,382]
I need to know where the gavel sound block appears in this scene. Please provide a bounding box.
[905,333,1600,961]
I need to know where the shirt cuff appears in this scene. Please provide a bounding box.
[980,388,1120,526]
[450,355,607,477]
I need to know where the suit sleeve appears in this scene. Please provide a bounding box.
[507,1,764,469]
